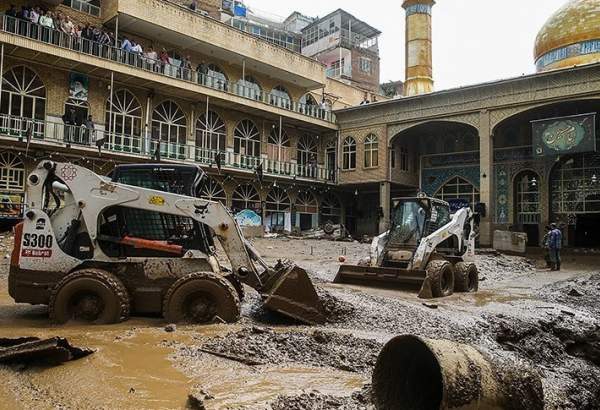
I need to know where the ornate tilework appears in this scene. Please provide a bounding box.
[421,166,480,196]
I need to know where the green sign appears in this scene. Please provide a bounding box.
[532,113,596,157]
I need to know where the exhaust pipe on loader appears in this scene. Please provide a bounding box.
[372,335,544,410]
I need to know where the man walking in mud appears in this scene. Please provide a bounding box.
[548,223,562,271]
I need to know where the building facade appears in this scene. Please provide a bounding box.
[0,0,356,233]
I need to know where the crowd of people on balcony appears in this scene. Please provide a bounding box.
[2,4,332,121]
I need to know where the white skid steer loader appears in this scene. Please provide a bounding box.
[334,194,479,298]
[9,161,325,325]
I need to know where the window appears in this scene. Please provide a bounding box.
[435,177,480,209]
[298,135,318,167]
[196,110,226,153]
[267,126,290,162]
[266,186,291,212]
[1,66,46,134]
[342,137,357,170]
[400,147,409,171]
[364,134,378,168]
[232,183,261,212]
[198,178,226,204]
[329,59,345,76]
[515,172,540,225]
[0,151,25,192]
[360,57,372,74]
[325,140,337,181]
[151,100,187,159]
[106,89,142,153]
[296,191,318,214]
[234,119,261,157]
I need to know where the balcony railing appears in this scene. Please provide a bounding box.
[0,114,335,182]
[0,15,335,124]
[62,0,101,17]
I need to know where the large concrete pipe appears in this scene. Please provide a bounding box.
[372,335,543,410]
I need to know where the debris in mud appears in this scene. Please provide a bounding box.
[195,328,382,373]
[187,386,214,410]
[317,287,356,323]
[475,253,536,282]
[0,337,93,366]
[270,385,373,410]
[164,324,177,333]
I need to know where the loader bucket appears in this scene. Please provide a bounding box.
[334,265,432,297]
[261,263,326,325]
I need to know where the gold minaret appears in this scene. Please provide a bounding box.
[402,0,435,96]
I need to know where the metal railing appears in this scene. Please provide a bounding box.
[62,0,101,17]
[0,114,334,182]
[0,15,335,123]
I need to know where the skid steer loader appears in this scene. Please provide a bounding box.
[9,161,325,325]
[334,194,479,298]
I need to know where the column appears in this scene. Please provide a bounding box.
[479,110,493,246]
[379,181,391,234]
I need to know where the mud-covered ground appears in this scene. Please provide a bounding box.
[0,233,599,409]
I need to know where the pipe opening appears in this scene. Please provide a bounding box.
[373,335,443,410]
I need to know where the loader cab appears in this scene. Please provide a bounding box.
[388,197,451,247]
[100,163,215,258]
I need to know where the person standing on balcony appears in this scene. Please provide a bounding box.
[121,36,133,52]
[160,48,170,74]
[62,107,76,146]
[39,10,54,43]
[16,6,29,21]
[61,16,74,37]
[132,41,143,54]
[84,115,95,145]
[29,7,39,25]
[190,0,198,11]
[181,55,193,80]
[196,61,208,85]
[6,5,17,18]
[145,46,158,71]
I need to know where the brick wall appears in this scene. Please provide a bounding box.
[338,125,388,185]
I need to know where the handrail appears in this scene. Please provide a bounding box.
[0,113,335,182]
[0,15,335,123]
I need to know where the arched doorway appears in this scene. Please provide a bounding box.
[196,110,226,163]
[320,192,342,224]
[296,190,318,231]
[265,186,291,232]
[152,100,187,160]
[234,119,261,159]
[514,170,541,246]
[0,66,46,137]
[551,153,600,247]
[325,139,336,182]
[105,89,142,153]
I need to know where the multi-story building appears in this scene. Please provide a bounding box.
[300,9,381,94]
[0,0,367,233]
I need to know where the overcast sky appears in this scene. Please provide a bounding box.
[247,0,567,90]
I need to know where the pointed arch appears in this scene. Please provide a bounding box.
[267,125,290,162]
[435,176,480,208]
[364,134,379,168]
[342,136,357,170]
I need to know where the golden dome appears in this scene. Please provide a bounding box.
[535,0,600,72]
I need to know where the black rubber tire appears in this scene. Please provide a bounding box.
[163,272,240,324]
[426,260,455,298]
[454,262,479,293]
[224,272,245,302]
[49,268,130,325]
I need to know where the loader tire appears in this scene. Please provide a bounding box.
[163,272,240,324]
[454,262,479,293]
[426,260,454,298]
[49,269,130,325]
[224,272,245,302]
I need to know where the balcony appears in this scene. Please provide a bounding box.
[102,0,326,89]
[0,114,335,183]
[0,15,336,127]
